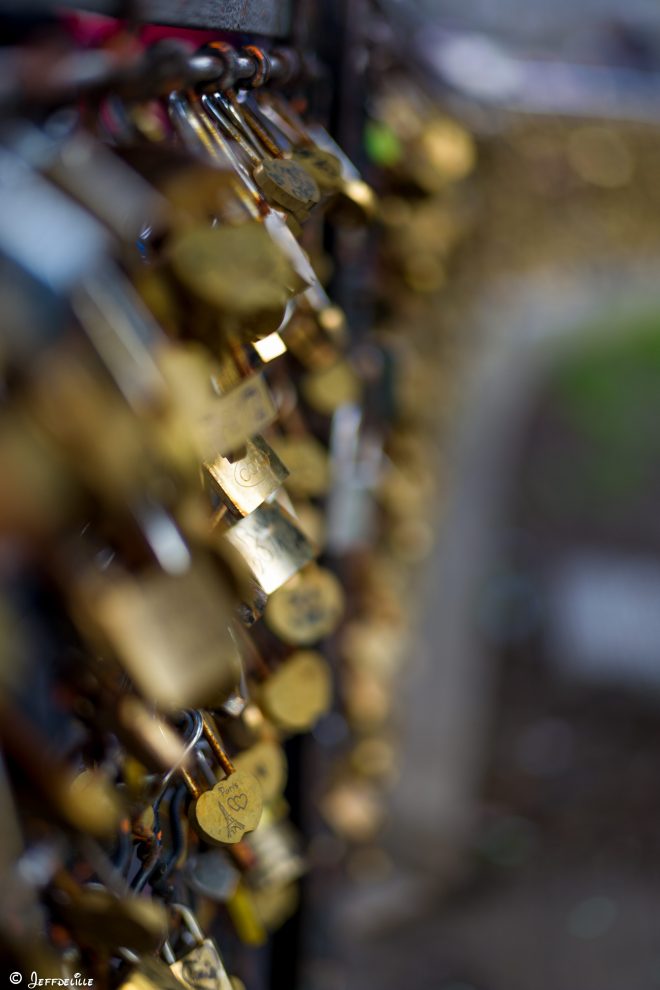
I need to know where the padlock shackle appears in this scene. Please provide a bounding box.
[201,712,236,777]
[171,902,205,945]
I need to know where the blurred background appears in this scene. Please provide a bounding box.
[4,3,660,990]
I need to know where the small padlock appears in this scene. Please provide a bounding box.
[183,849,241,903]
[118,955,184,990]
[165,903,233,990]
[203,435,288,519]
[200,90,320,223]
[219,500,315,597]
[232,738,288,805]
[182,712,263,844]
[264,563,345,646]
[257,650,332,734]
[269,433,331,499]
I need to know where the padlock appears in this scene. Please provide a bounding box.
[257,650,332,734]
[218,499,315,597]
[119,955,185,990]
[71,555,242,712]
[240,91,343,200]
[232,738,288,805]
[183,848,241,903]
[165,903,233,990]
[203,435,288,519]
[168,89,322,299]
[157,341,278,461]
[300,358,362,416]
[183,712,263,844]
[200,90,320,224]
[269,433,331,499]
[242,806,305,892]
[254,92,378,225]
[282,301,349,371]
[167,220,300,342]
[264,562,346,646]
[52,877,168,954]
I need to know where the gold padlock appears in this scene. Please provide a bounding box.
[72,556,242,712]
[219,500,315,597]
[264,563,345,646]
[183,713,263,845]
[204,435,288,519]
[165,903,233,990]
[257,650,332,733]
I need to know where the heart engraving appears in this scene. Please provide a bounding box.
[228,792,248,812]
[193,769,263,845]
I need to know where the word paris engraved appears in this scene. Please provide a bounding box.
[195,769,262,843]
[186,713,263,845]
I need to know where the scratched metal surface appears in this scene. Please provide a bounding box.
[137,0,293,37]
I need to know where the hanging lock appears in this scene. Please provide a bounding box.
[252,91,377,224]
[199,89,320,227]
[182,712,263,844]
[168,90,326,305]
[257,650,332,734]
[218,499,315,600]
[203,435,289,520]
[239,91,343,200]
[264,562,346,646]
[157,342,278,462]
[164,903,233,990]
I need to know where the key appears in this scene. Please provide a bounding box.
[183,713,263,845]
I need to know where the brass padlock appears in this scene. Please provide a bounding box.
[183,712,263,845]
[203,435,288,519]
[219,500,315,597]
[119,955,185,990]
[166,903,233,990]
[264,563,345,646]
[53,879,168,955]
[200,90,320,223]
[257,650,332,734]
[158,342,278,460]
[167,221,300,342]
[269,434,331,499]
[72,556,242,712]
[232,738,288,805]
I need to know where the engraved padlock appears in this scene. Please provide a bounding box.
[182,712,263,845]
[165,903,233,990]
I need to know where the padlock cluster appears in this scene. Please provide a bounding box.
[0,13,479,990]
